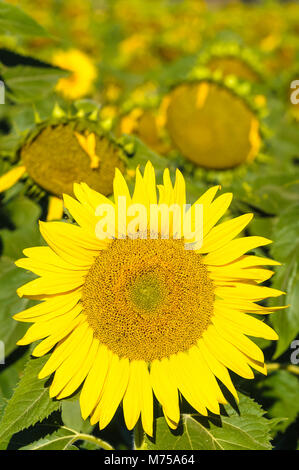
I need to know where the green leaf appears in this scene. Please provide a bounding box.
[271,265,299,359]
[19,428,79,451]
[0,349,30,399]
[269,203,299,358]
[0,355,61,450]
[0,196,43,259]
[230,172,299,215]
[0,394,7,422]
[142,394,275,450]
[61,400,93,434]
[248,216,274,240]
[0,1,49,38]
[19,425,113,450]
[271,203,299,263]
[0,257,35,357]
[258,370,299,432]
[3,65,69,103]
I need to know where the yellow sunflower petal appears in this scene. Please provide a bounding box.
[140,362,154,437]
[32,315,85,357]
[0,165,26,192]
[189,346,227,405]
[91,354,130,430]
[203,192,233,236]
[113,167,131,206]
[39,221,99,267]
[243,354,267,375]
[190,185,220,210]
[204,236,272,265]
[63,194,98,234]
[49,326,94,397]
[203,326,255,379]
[143,161,157,205]
[123,361,143,431]
[13,290,81,322]
[160,168,174,205]
[80,344,112,420]
[199,213,253,253]
[212,316,265,363]
[22,247,86,271]
[74,182,114,212]
[150,358,180,426]
[169,353,208,416]
[17,275,85,297]
[216,298,285,314]
[15,257,89,278]
[17,304,83,345]
[215,283,284,301]
[56,337,99,399]
[173,169,186,207]
[47,196,64,221]
[38,321,90,379]
[197,339,239,402]
[214,305,278,340]
[209,264,274,283]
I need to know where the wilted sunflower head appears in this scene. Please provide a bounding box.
[52,49,97,100]
[165,80,262,169]
[118,107,168,155]
[0,117,126,220]
[207,56,261,83]
[21,123,125,198]
[15,162,284,436]
[199,44,263,83]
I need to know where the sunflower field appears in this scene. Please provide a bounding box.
[0,0,299,454]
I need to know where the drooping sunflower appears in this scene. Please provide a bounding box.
[52,49,97,100]
[115,83,171,156]
[117,106,169,156]
[165,79,263,169]
[199,43,263,83]
[0,113,125,221]
[15,162,283,436]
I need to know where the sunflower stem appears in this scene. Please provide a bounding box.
[266,363,299,376]
[73,433,115,450]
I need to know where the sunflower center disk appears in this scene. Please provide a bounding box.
[129,272,166,313]
[82,237,215,362]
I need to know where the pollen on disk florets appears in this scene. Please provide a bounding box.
[82,236,215,362]
[20,123,125,197]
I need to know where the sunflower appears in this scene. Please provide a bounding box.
[52,49,97,100]
[15,162,283,436]
[165,80,262,169]
[118,107,169,155]
[198,43,263,83]
[0,121,125,221]
[207,56,261,83]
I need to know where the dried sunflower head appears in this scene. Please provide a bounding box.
[165,79,262,169]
